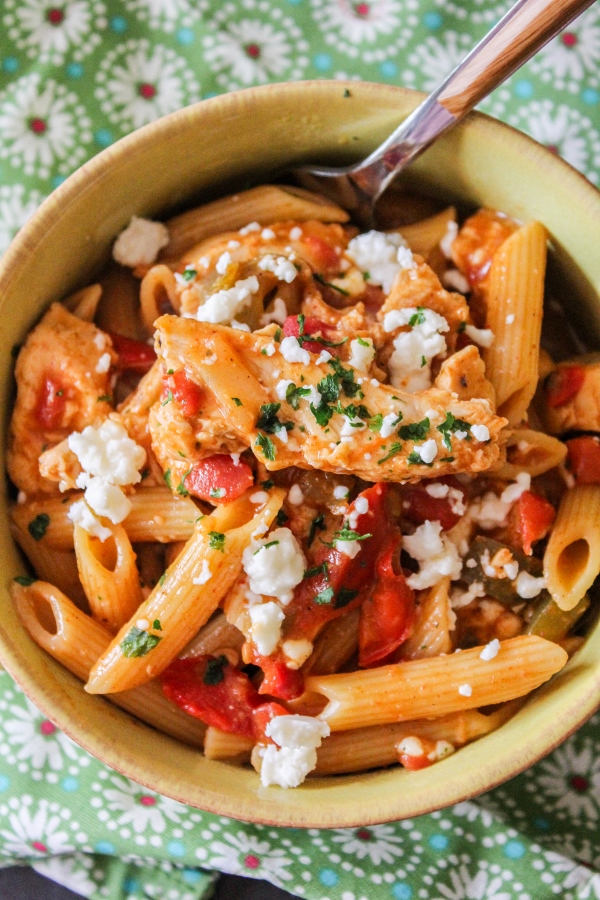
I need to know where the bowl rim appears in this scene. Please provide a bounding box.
[1,79,600,828]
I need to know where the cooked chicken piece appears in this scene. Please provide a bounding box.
[118,361,165,484]
[153,316,506,485]
[435,345,496,405]
[541,354,600,434]
[8,304,116,496]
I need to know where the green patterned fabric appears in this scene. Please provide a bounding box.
[1,2,600,898]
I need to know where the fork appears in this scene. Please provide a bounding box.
[295,0,596,226]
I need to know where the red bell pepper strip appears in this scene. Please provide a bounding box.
[283,315,337,355]
[402,477,467,531]
[517,491,556,556]
[184,454,254,503]
[566,435,600,484]
[35,376,67,430]
[163,370,204,417]
[545,365,585,408]
[109,332,157,373]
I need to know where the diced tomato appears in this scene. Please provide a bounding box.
[254,658,305,702]
[162,656,289,740]
[300,234,342,271]
[566,435,600,484]
[358,536,415,668]
[185,454,254,503]
[517,491,556,556]
[282,315,336,355]
[35,376,67,430]
[163,370,203,417]
[545,365,586,408]
[398,753,433,771]
[109,332,156,373]
[402,477,467,531]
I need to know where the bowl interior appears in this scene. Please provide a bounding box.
[1,81,600,827]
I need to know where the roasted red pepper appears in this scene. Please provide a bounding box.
[517,490,556,555]
[545,365,585,408]
[402,477,467,531]
[163,370,203,417]
[184,455,254,503]
[566,435,600,484]
[35,376,67,430]
[283,315,337,355]
[109,332,157,373]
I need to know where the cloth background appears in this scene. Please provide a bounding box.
[1,1,600,898]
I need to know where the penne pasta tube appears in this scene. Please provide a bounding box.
[96,261,146,340]
[305,636,567,731]
[162,185,349,261]
[63,284,103,322]
[303,608,360,676]
[493,428,567,480]
[398,577,453,660]
[85,489,284,694]
[140,264,179,333]
[11,581,206,748]
[544,484,600,611]
[11,487,202,551]
[393,207,456,257]
[313,703,522,775]
[203,727,253,762]
[11,520,87,608]
[74,524,144,633]
[180,610,245,659]
[484,221,547,427]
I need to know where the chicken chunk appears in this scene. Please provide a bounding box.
[541,354,600,435]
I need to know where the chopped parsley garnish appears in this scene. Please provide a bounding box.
[163,469,172,490]
[13,575,37,587]
[181,267,197,282]
[203,655,228,686]
[458,321,467,333]
[440,456,455,462]
[337,402,370,420]
[421,355,427,367]
[152,619,162,630]
[208,531,226,552]
[275,509,289,526]
[314,586,335,605]
[436,412,472,450]
[232,397,243,406]
[286,382,311,410]
[368,413,383,432]
[261,479,274,490]
[307,512,326,547]
[161,391,173,406]
[28,514,50,542]
[378,442,403,465]
[335,587,359,609]
[398,417,430,442]
[304,561,329,579]
[331,526,372,543]
[209,487,225,499]
[158,573,167,587]
[295,313,347,348]
[177,470,191,496]
[256,402,293,435]
[407,450,433,467]
[408,307,426,327]
[255,433,276,461]
[311,358,364,427]
[120,627,162,658]
[313,272,350,296]
[254,540,279,555]
[329,357,363,399]
[274,327,282,343]
[356,336,370,347]
[97,394,112,403]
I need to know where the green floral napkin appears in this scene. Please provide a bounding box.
[1,1,600,898]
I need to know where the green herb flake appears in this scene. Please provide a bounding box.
[28,514,50,542]
[255,433,276,461]
[182,267,197,282]
[232,397,243,406]
[357,336,370,347]
[436,412,472,451]
[275,509,289,526]
[368,413,383,432]
[407,450,433,467]
[399,418,430,442]
[274,327,282,343]
[203,654,229,685]
[261,479,274,490]
[304,561,329,579]
[286,382,311,410]
[161,391,173,406]
[13,575,37,587]
[421,355,427,367]
[458,321,467,333]
[97,394,112,403]
[314,586,335,605]
[158,573,167,587]
[254,540,280,555]
[256,402,293,435]
[209,486,225,499]
[408,307,426,327]
[335,587,359,609]
[209,531,226,552]
[120,627,162,658]
[152,619,162,631]
[307,512,326,547]
[332,526,372,543]
[313,272,350,296]
[378,442,403,465]
[163,469,173,490]
[439,456,455,463]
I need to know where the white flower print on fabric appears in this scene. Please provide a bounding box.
[432,0,512,26]
[524,740,600,822]
[0,184,44,255]
[541,849,597,895]
[32,853,97,897]
[0,796,84,858]
[452,800,495,828]
[123,0,206,33]
[530,6,600,93]
[436,863,512,900]
[330,824,404,865]
[0,694,79,772]
[95,39,201,133]
[2,0,107,65]
[0,74,92,179]
[202,830,293,886]
[401,32,475,92]
[202,4,308,90]
[93,774,187,834]
[310,0,418,63]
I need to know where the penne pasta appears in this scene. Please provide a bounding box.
[493,428,567,480]
[398,577,453,660]
[180,610,245,659]
[11,581,206,748]
[203,727,253,762]
[140,264,179,334]
[394,206,456,257]
[544,484,600,611]
[11,520,87,608]
[306,636,567,731]
[484,221,547,426]
[96,261,146,340]
[63,284,103,322]
[303,608,360,676]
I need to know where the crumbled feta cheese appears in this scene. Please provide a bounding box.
[260,297,288,326]
[262,343,276,357]
[346,231,415,292]
[403,520,462,590]
[466,558,477,568]
[316,350,332,365]
[17,491,27,505]
[450,581,486,608]
[276,379,294,401]
[68,499,112,542]
[504,560,519,580]
[216,251,232,274]
[259,715,330,788]
[239,221,261,235]
[261,227,276,240]
[136,618,149,630]
[279,336,310,365]
[397,736,424,757]
[380,412,400,439]
[347,495,369,529]
[242,528,306,605]
[333,485,349,500]
[430,740,455,761]
[288,484,304,505]
[440,220,458,258]
[425,483,449,499]
[282,639,313,669]
[83,476,131,524]
[364,452,371,460]
[289,226,303,240]
[335,539,361,559]
[250,491,269,505]
[68,419,146,486]
[248,601,284,656]
[198,255,210,269]
[480,638,500,661]
[464,324,495,348]
[230,453,241,467]
[348,338,375,373]
[416,439,438,465]
[228,240,241,249]
[468,474,531,530]
[458,684,472,697]
[95,352,112,374]
[192,559,212,586]
[231,319,250,332]
[196,276,259,325]
[258,254,297,283]
[442,269,470,294]
[506,313,515,325]
[501,472,531,504]
[515,571,546,599]
[112,216,169,268]
[471,424,490,442]
[93,332,107,350]
[383,307,449,393]
[340,415,366,437]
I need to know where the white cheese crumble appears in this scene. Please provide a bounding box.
[464,324,495,348]
[258,254,297,283]
[275,379,294,401]
[259,715,330,789]
[69,419,146,486]
[468,473,531,530]
[262,343,276,357]
[440,220,458,258]
[68,499,112,542]
[282,639,313,669]
[239,221,261,235]
[347,495,369,529]
[403,520,462,590]
[93,332,107,350]
[504,560,519,580]
[425,483,448,499]
[196,275,259,325]
[83,476,132,524]
[260,297,288,326]
[442,269,471,294]
[397,736,424,757]
[250,491,269,505]
[383,307,449,393]
[480,638,500,661]
[136,618,149,630]
[333,485,349,500]
[316,350,332,365]
[450,581,486,609]
[471,424,490,442]
[279,336,310,365]
[506,313,516,325]
[248,601,284,656]
[261,227,275,240]
[242,528,306,605]
[288,484,304,505]
[231,319,250,332]
[112,216,169,268]
[515,571,546,599]
[335,539,362,559]
[348,338,375,373]
[95,352,112,374]
[228,240,241,249]
[458,684,473,697]
[289,226,303,240]
[346,230,415,292]
[192,560,212,586]
[215,251,232,274]
[380,412,400,439]
[340,415,366,437]
[415,439,438,465]
[230,452,241,466]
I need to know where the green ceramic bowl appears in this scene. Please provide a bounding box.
[0,82,599,827]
